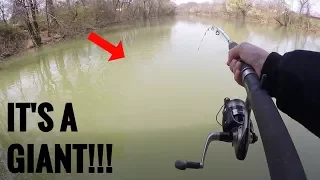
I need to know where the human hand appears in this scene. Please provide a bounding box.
[227,42,270,86]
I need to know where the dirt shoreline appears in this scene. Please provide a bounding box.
[0,18,154,63]
[0,27,110,63]
[0,31,68,63]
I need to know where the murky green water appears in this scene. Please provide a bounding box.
[0,15,320,180]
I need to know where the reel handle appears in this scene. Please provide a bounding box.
[175,160,201,170]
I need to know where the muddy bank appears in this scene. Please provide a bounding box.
[0,31,66,62]
[26,31,65,49]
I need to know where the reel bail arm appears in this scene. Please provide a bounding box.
[175,98,258,170]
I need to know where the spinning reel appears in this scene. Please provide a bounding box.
[175,25,307,180]
[175,97,258,170]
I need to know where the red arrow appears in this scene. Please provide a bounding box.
[88,32,125,61]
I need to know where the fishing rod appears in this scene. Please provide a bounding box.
[174,26,307,180]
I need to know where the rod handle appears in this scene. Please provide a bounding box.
[228,41,307,180]
[228,41,254,74]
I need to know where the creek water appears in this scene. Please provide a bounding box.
[0,15,319,180]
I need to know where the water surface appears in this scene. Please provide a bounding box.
[0,15,320,180]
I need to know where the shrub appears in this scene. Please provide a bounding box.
[0,23,27,59]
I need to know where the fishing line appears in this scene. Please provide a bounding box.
[198,26,222,50]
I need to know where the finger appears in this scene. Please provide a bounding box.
[228,42,247,65]
[233,61,242,74]
[234,70,242,86]
[229,59,238,73]
[228,44,242,65]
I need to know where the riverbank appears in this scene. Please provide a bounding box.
[0,18,156,62]
[0,21,117,62]
[179,12,320,34]
[2,13,320,63]
[0,0,177,62]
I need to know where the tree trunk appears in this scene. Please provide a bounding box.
[241,9,246,19]
[299,0,308,15]
[46,0,50,36]
[11,1,20,24]
[66,0,71,10]
[46,0,58,36]
[28,0,41,46]
[47,0,58,26]
[34,0,39,14]
[13,0,40,46]
[80,0,86,6]
[0,3,7,23]
[143,0,147,20]
[306,2,310,16]
[24,15,38,46]
[113,0,120,23]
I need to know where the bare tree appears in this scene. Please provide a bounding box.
[298,0,320,15]
[306,2,311,15]
[11,0,20,23]
[226,0,252,19]
[0,0,7,23]
[80,0,86,6]
[46,0,59,36]
[34,0,39,14]
[297,0,320,29]
[14,0,42,46]
[273,0,292,26]
[299,0,309,14]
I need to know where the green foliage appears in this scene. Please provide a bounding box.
[36,14,50,31]
[0,23,25,40]
[0,23,27,58]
